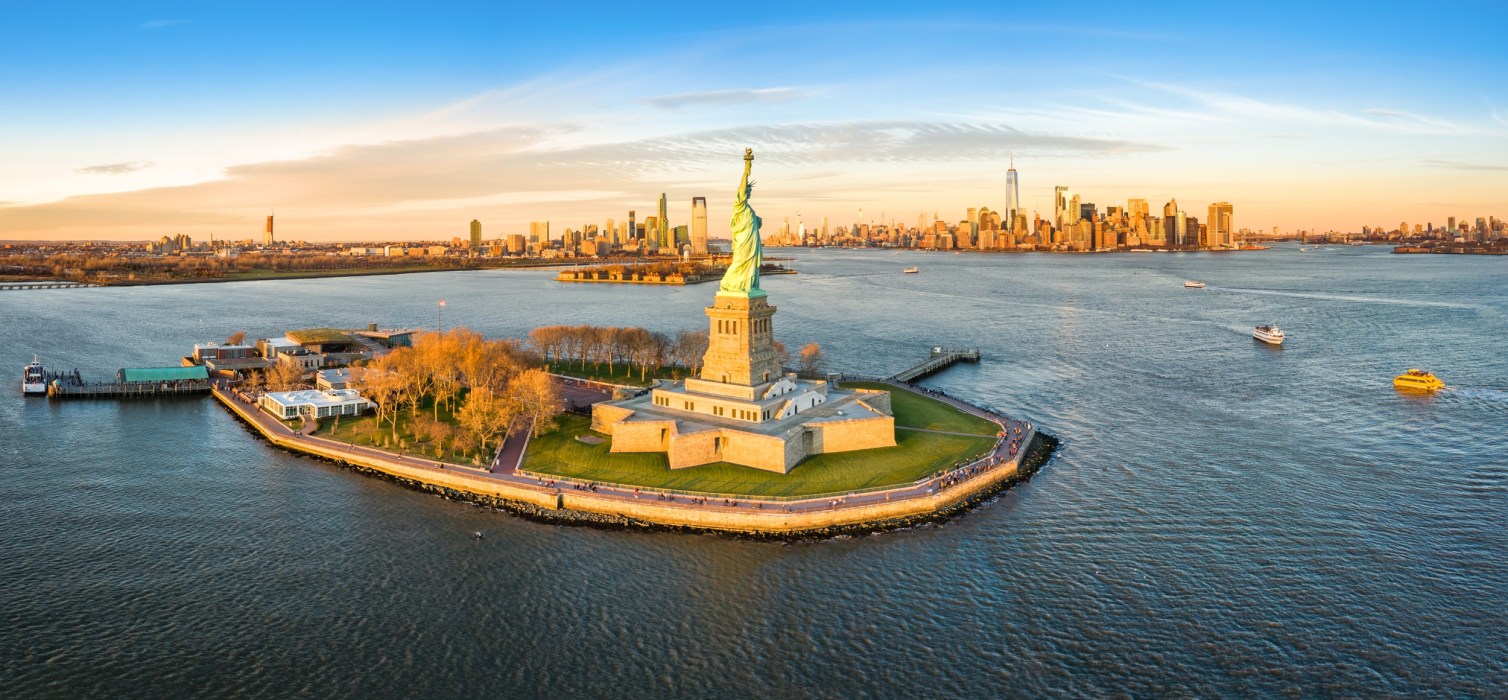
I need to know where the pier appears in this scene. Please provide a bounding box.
[45,366,213,400]
[47,380,212,399]
[0,281,101,290]
[887,347,981,383]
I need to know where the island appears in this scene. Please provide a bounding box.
[207,150,1057,537]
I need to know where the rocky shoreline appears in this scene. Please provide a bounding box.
[223,404,1059,540]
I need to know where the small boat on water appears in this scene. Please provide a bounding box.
[1184,280,1206,289]
[1299,247,1308,252]
[23,356,46,395]
[1253,325,1285,345]
[903,267,920,274]
[1394,369,1445,392]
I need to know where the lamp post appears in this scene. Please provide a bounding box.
[438,299,445,332]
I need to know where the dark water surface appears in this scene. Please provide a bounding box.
[2,247,1505,697]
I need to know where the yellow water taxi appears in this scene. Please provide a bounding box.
[1393,369,1445,392]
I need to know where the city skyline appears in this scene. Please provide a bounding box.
[1,1,1506,241]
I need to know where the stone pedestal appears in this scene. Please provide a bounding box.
[699,291,783,391]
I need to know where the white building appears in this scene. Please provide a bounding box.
[316,368,353,391]
[259,337,301,359]
[259,389,373,420]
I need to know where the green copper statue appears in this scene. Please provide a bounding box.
[718,148,763,296]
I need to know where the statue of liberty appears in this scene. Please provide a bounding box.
[718,148,763,297]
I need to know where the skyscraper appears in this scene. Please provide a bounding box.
[1005,157,1021,226]
[657,193,670,250]
[469,219,481,250]
[1163,199,1180,245]
[1053,186,1071,232]
[627,210,636,244]
[263,215,275,247]
[1207,203,1234,248]
[690,196,708,255]
[530,221,550,245]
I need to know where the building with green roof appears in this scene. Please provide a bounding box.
[117,366,210,383]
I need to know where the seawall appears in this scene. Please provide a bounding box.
[214,388,1057,538]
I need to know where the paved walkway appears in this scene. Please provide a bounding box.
[216,375,1037,519]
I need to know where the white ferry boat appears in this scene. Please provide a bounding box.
[1253,325,1285,345]
[1184,280,1206,289]
[23,356,47,395]
[903,267,920,274]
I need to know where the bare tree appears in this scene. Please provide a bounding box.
[457,387,520,459]
[225,330,247,346]
[798,342,824,378]
[509,368,564,436]
[265,361,306,392]
[773,340,791,368]
[673,329,708,375]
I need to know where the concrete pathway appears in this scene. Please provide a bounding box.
[216,374,1037,518]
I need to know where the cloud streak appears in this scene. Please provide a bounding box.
[3,120,1160,238]
[76,161,157,175]
[1422,159,1508,172]
[644,87,814,109]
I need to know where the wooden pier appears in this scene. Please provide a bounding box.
[888,347,981,383]
[47,380,212,399]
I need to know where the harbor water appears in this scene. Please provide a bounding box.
[2,246,1504,696]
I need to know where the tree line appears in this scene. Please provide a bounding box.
[354,329,562,461]
[527,324,823,380]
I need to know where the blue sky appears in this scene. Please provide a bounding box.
[2,1,1505,240]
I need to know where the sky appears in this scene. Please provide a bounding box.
[2,1,1506,242]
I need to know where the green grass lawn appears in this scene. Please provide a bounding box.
[522,380,999,497]
[841,381,999,435]
[312,399,486,466]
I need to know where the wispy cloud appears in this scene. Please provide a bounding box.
[139,19,192,30]
[1104,79,1485,136]
[1422,159,1508,172]
[645,87,814,110]
[1362,108,1462,132]
[76,161,156,175]
[3,119,1162,236]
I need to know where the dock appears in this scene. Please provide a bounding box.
[45,365,213,400]
[47,380,212,399]
[887,347,981,383]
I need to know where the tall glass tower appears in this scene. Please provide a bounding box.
[1005,156,1021,230]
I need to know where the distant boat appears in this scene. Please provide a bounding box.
[903,267,920,274]
[22,355,46,395]
[1253,325,1285,345]
[1394,369,1445,392]
[1184,280,1206,289]
[1299,247,1308,252]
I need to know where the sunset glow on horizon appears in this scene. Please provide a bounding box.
[2,1,1505,241]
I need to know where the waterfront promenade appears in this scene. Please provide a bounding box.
[213,381,1041,535]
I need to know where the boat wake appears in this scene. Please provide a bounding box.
[1217,287,1477,310]
[1441,387,1508,403]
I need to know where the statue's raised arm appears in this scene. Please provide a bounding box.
[719,148,763,296]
